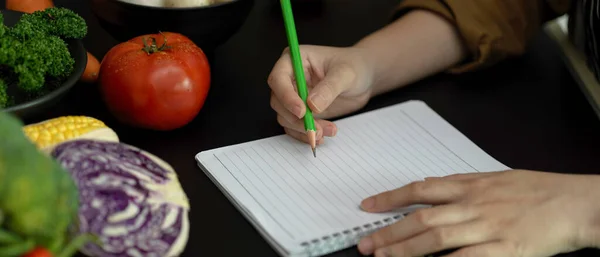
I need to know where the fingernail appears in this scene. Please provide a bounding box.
[292,105,303,118]
[322,125,336,137]
[309,94,325,113]
[357,237,374,254]
[361,197,375,210]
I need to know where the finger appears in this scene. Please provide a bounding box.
[438,172,498,181]
[268,52,306,119]
[278,114,325,135]
[312,92,370,119]
[373,219,497,257]
[276,112,338,138]
[277,114,337,137]
[360,180,467,213]
[271,92,304,125]
[284,127,325,145]
[358,204,479,255]
[441,241,506,257]
[320,120,337,137]
[307,64,355,114]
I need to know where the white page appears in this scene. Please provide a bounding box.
[196,100,509,256]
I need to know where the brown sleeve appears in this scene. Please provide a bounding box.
[393,0,572,73]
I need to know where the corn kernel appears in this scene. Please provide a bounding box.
[23,116,111,149]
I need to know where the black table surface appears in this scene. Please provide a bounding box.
[3,0,600,256]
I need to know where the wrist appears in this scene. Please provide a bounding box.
[344,45,377,98]
[349,44,384,97]
[351,32,398,97]
[574,175,600,248]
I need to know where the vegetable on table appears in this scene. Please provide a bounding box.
[23,116,119,154]
[22,247,54,257]
[5,0,54,14]
[5,0,101,84]
[9,7,86,40]
[80,52,100,83]
[98,32,211,131]
[0,111,94,257]
[0,7,87,108]
[51,139,190,257]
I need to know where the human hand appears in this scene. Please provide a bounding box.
[267,45,373,144]
[357,170,600,257]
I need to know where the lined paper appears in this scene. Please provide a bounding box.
[209,101,508,244]
[196,100,509,256]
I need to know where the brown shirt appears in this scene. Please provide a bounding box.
[394,0,574,73]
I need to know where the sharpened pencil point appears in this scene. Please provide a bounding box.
[307,130,317,158]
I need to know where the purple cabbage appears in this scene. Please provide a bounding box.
[51,139,190,257]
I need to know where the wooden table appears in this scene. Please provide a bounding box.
[4,0,600,256]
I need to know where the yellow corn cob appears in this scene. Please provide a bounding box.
[23,116,119,153]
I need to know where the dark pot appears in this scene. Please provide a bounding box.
[90,0,254,50]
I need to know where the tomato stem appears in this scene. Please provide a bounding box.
[141,32,172,55]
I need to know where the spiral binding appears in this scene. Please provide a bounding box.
[299,211,414,257]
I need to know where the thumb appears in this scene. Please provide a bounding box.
[307,65,355,114]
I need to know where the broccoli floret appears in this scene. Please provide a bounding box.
[0,35,47,92]
[43,7,88,39]
[11,7,87,41]
[24,35,74,79]
[13,59,47,93]
[0,7,87,107]
[9,13,51,41]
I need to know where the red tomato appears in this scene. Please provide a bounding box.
[98,32,211,130]
[22,247,53,257]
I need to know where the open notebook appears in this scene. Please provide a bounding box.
[195,100,509,257]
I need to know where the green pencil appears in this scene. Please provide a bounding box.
[280,0,318,157]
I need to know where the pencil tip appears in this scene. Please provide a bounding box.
[312,147,316,158]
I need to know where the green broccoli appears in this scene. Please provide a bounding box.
[43,7,88,39]
[0,111,95,257]
[0,8,87,109]
[10,7,87,41]
[7,14,48,41]
[24,35,74,80]
[0,14,6,37]
[0,35,46,93]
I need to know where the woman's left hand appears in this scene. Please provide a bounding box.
[357,169,600,257]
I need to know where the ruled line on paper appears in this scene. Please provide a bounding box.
[212,104,480,241]
[215,153,297,239]
[400,111,477,172]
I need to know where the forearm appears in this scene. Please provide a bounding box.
[353,10,467,97]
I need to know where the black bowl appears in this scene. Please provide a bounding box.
[1,9,87,120]
[90,0,254,50]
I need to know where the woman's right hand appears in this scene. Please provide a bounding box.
[267,45,374,145]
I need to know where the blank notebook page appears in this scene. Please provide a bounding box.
[195,100,509,256]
